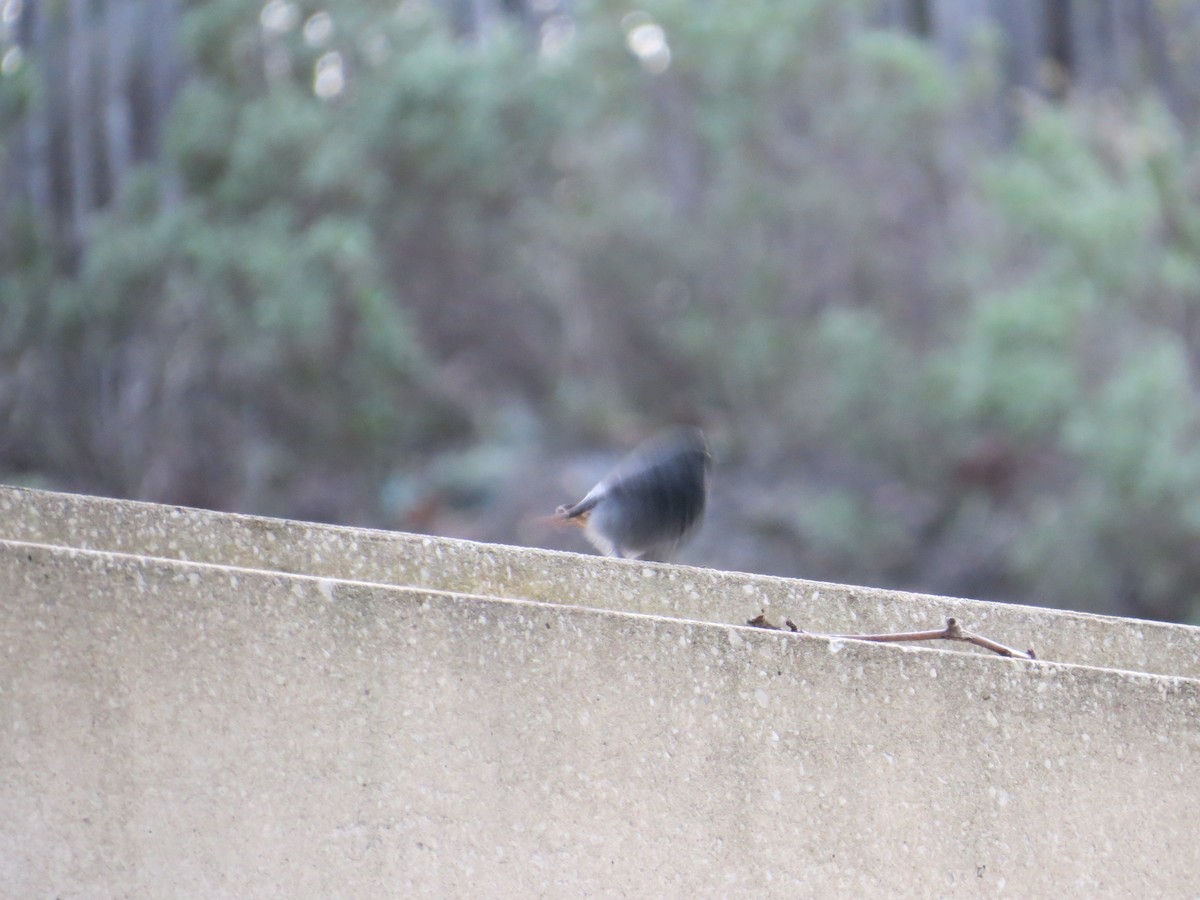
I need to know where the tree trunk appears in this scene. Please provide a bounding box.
[67,0,96,250]
[102,0,136,206]
[148,0,183,209]
[19,0,55,243]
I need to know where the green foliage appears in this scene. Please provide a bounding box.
[6,0,1200,619]
[945,281,1088,439]
[931,101,1200,621]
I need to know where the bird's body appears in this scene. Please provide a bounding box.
[552,427,711,561]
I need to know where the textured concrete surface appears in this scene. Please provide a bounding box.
[2,539,1199,897]
[3,485,1200,679]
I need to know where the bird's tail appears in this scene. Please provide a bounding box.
[537,493,601,528]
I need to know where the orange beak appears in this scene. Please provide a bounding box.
[538,506,590,529]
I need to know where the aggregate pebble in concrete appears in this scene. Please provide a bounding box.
[2,540,1198,896]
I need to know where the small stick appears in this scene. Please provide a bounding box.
[832,617,1036,660]
[746,614,1036,661]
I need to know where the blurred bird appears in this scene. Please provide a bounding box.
[548,427,711,561]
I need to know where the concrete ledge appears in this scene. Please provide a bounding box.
[2,539,1198,896]
[3,486,1199,679]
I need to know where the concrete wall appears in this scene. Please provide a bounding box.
[2,486,1198,679]
[3,489,1200,896]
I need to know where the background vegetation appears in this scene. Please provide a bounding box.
[4,0,1200,623]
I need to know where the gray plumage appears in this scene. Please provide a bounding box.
[555,427,711,561]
